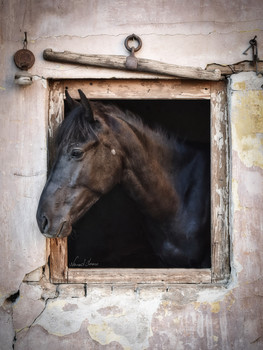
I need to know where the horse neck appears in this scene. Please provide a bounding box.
[116,118,179,221]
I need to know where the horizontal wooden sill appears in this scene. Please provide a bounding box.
[63,268,212,284]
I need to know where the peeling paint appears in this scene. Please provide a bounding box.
[232,179,242,211]
[32,292,160,349]
[62,303,78,312]
[97,305,124,317]
[87,322,128,348]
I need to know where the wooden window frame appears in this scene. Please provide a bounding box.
[47,79,230,285]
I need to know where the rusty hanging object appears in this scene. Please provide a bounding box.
[124,34,142,70]
[243,36,259,75]
[14,32,35,70]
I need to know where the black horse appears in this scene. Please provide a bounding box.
[36,90,210,268]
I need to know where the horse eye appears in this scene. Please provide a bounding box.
[71,149,84,159]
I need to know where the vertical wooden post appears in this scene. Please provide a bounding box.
[210,81,230,283]
[48,81,68,283]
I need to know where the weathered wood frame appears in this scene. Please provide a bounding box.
[48,79,229,285]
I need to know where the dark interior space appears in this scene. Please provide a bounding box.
[67,99,211,268]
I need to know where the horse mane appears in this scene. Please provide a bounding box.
[56,100,185,156]
[93,102,178,150]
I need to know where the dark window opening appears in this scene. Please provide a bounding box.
[67,99,211,269]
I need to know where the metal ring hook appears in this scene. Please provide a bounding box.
[124,34,142,53]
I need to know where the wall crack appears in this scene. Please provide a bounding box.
[12,265,59,349]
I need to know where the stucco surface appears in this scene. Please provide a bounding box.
[1,1,263,349]
[1,0,263,82]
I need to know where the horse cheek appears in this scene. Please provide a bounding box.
[95,152,122,193]
[107,154,122,187]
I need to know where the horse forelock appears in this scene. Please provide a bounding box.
[55,105,96,148]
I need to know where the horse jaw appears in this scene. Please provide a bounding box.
[50,195,100,238]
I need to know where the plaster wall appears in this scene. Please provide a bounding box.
[0,1,263,349]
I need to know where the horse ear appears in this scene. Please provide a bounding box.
[78,89,95,122]
[65,89,80,112]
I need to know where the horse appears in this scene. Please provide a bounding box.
[36,89,210,268]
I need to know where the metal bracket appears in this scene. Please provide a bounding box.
[243,36,260,75]
[124,34,142,70]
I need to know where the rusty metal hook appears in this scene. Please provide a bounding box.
[124,34,142,70]
[14,32,35,70]
[243,36,259,74]
[124,34,142,53]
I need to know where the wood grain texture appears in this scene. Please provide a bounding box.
[62,79,211,100]
[67,268,211,284]
[50,238,68,283]
[48,82,68,283]
[210,81,230,283]
[44,49,222,81]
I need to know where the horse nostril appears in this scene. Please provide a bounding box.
[41,216,49,233]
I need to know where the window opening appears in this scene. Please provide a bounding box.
[48,79,229,285]
[66,99,211,269]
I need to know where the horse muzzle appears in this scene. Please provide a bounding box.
[36,209,72,238]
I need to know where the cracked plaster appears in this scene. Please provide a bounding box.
[13,72,261,350]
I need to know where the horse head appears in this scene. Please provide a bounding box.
[36,90,123,238]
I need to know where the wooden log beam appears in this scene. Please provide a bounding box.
[206,60,263,75]
[43,48,222,81]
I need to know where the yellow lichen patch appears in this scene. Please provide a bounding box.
[87,322,128,349]
[160,300,173,317]
[232,91,263,168]
[45,299,66,311]
[193,302,201,310]
[233,81,246,90]
[193,301,221,313]
[210,302,220,313]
